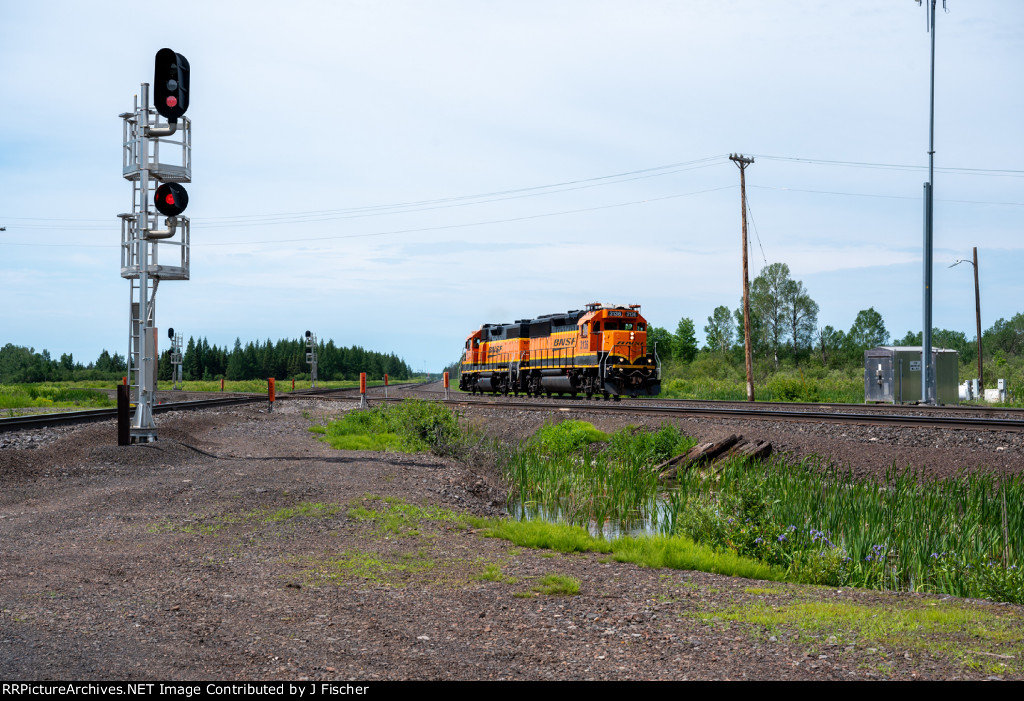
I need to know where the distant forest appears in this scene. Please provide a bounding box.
[0,337,413,384]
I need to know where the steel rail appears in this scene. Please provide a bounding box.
[4,384,1020,435]
[0,395,268,433]
[303,389,1024,432]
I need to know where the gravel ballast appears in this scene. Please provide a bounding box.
[0,398,1021,681]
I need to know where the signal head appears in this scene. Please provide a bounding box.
[168,327,175,340]
[154,182,189,217]
[154,48,190,121]
[305,330,311,339]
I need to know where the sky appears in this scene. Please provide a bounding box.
[2,0,1022,373]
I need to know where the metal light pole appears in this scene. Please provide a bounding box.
[916,0,947,404]
[950,247,982,393]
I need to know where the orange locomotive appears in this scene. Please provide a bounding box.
[459,302,661,399]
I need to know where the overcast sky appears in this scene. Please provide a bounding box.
[2,1,1022,373]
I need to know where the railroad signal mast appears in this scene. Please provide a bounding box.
[305,331,318,388]
[168,327,184,390]
[119,49,192,443]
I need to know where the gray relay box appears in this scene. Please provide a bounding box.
[864,346,959,405]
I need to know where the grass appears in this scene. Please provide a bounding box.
[470,516,781,582]
[348,496,466,536]
[658,371,863,403]
[532,574,581,596]
[504,420,694,532]
[498,418,1024,605]
[475,563,518,584]
[303,549,438,587]
[312,399,463,455]
[704,597,1023,677]
[665,456,1024,602]
[0,384,115,412]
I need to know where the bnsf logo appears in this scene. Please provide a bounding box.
[553,338,575,348]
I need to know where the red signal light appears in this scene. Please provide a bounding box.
[154,183,189,217]
[154,48,189,121]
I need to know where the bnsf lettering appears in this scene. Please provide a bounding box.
[553,338,576,348]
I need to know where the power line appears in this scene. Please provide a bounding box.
[749,184,1024,206]
[752,154,1024,178]
[0,155,731,231]
[0,184,737,249]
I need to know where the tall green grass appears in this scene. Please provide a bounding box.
[660,373,863,403]
[502,419,1023,603]
[503,421,693,535]
[665,457,1024,602]
[0,384,115,410]
[313,399,463,455]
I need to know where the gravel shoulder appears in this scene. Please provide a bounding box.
[0,399,1021,681]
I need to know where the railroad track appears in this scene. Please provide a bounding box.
[0,394,272,433]
[0,384,418,433]
[4,383,1022,434]
[443,398,1024,431]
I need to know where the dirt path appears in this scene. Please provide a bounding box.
[0,400,1020,680]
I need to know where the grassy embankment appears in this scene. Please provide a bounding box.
[311,401,1024,606]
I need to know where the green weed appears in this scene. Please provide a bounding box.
[532,574,580,596]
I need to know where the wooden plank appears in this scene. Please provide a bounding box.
[658,434,741,481]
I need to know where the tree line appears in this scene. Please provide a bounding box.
[647,261,1024,371]
[0,337,413,384]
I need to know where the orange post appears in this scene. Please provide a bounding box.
[268,377,275,412]
[360,372,366,394]
[384,373,388,386]
[443,371,450,401]
[221,378,225,391]
[122,376,127,386]
[292,379,295,391]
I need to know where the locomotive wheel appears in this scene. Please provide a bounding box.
[585,392,592,400]
[614,395,621,401]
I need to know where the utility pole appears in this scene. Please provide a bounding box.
[730,153,755,402]
[950,246,982,393]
